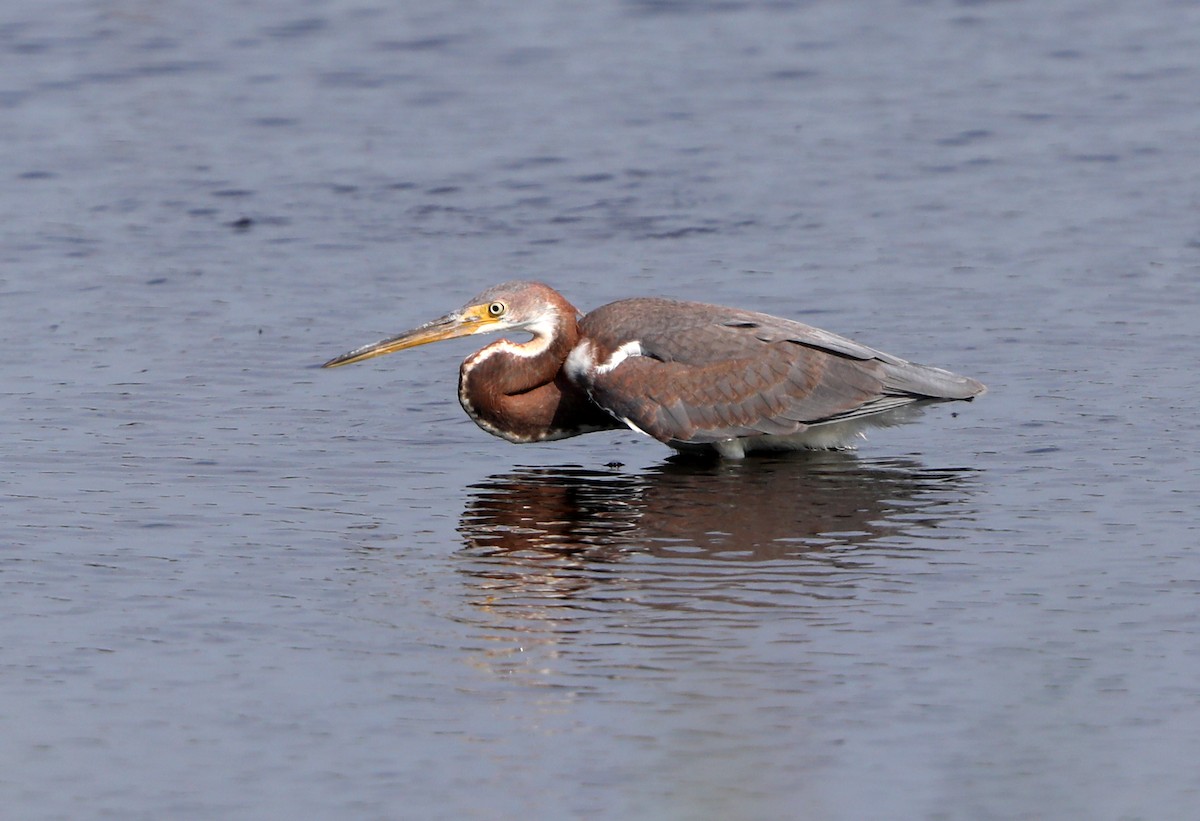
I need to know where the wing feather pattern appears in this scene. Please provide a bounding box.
[574,298,984,445]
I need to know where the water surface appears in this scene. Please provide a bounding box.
[3,1,1199,819]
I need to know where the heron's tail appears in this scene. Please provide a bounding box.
[882,360,986,401]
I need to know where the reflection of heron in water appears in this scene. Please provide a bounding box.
[456,456,979,680]
[459,451,979,570]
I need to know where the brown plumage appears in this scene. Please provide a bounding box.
[323,281,985,458]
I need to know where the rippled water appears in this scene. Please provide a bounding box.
[3,1,1200,819]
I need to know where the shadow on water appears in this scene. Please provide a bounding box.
[455,451,981,613]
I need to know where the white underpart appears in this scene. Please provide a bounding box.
[712,439,746,459]
[710,420,867,456]
[565,338,644,384]
[696,424,860,459]
[671,404,929,458]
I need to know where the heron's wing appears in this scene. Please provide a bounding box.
[737,310,985,401]
[577,299,983,444]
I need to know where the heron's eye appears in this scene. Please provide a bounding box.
[487,301,506,318]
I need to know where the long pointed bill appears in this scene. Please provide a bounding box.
[322,306,498,368]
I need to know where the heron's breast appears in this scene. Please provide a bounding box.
[564,338,646,385]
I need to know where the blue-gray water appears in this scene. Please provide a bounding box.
[3,1,1199,819]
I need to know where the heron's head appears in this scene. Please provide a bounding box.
[322,281,578,368]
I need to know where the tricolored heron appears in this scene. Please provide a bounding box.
[323,281,985,458]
